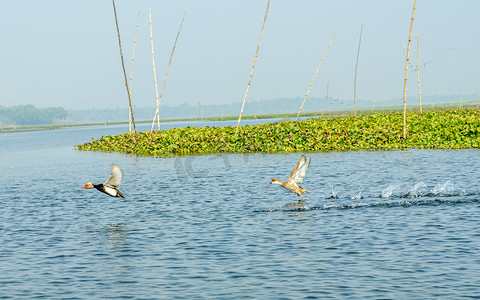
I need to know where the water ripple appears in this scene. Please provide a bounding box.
[1,127,480,299]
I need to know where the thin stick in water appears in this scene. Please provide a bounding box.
[353,25,363,117]
[296,31,337,121]
[128,0,142,133]
[403,0,417,139]
[149,9,160,132]
[112,0,136,132]
[235,0,270,135]
[323,80,329,118]
[152,12,185,131]
[417,34,422,113]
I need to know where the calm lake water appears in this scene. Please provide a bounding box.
[1,119,480,299]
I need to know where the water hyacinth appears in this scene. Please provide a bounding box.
[75,108,480,156]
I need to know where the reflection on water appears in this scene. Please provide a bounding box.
[1,121,480,299]
[106,223,128,246]
[284,200,307,209]
[106,223,129,276]
[174,155,233,183]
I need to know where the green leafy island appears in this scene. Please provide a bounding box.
[75,108,480,156]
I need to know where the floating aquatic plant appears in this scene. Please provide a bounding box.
[75,108,480,157]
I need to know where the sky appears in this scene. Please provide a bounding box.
[1,0,479,110]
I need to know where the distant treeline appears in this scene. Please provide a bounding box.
[2,94,478,125]
[67,94,479,123]
[0,105,68,125]
[68,97,335,123]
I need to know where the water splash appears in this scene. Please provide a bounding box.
[326,183,338,199]
[380,185,400,198]
[312,198,478,211]
[428,180,466,197]
[254,198,480,213]
[351,191,363,200]
[406,182,427,198]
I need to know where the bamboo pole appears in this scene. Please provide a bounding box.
[296,31,337,121]
[417,34,422,113]
[403,0,417,139]
[112,0,136,132]
[353,25,363,117]
[323,80,329,118]
[151,12,185,131]
[148,9,160,132]
[128,0,142,133]
[235,0,270,135]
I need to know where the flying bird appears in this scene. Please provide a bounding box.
[269,155,311,202]
[82,164,125,198]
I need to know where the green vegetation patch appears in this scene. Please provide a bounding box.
[0,105,67,126]
[75,108,480,156]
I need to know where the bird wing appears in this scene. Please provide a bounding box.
[104,164,123,188]
[288,155,311,185]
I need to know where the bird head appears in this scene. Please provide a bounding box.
[82,182,94,189]
[269,179,281,185]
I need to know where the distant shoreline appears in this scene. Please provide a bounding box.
[2,101,479,133]
[0,110,366,133]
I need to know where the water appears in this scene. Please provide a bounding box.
[1,120,480,299]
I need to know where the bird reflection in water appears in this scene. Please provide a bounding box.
[105,223,129,268]
[106,223,127,246]
[104,223,132,298]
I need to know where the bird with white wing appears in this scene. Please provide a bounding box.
[269,155,311,203]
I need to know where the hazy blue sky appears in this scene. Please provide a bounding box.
[1,0,479,109]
